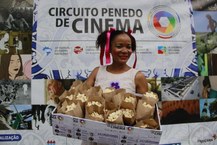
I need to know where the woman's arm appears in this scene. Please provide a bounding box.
[135,71,148,94]
[85,67,99,87]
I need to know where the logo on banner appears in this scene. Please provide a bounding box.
[158,46,167,54]
[80,119,86,125]
[148,5,181,39]
[74,46,83,54]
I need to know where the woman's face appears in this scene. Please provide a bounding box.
[8,55,21,77]
[111,34,133,64]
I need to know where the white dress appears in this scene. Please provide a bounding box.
[94,66,139,94]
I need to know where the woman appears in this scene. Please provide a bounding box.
[84,28,149,145]
[86,28,148,95]
[0,54,27,80]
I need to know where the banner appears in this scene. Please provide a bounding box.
[32,0,197,79]
[1,0,217,145]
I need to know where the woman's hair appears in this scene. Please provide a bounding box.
[0,54,24,79]
[96,29,136,52]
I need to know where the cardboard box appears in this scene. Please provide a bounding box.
[51,106,162,145]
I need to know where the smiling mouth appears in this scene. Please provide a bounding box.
[120,56,128,59]
[13,69,19,71]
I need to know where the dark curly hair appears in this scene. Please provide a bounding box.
[96,29,136,52]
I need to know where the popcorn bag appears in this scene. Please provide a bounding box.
[102,87,116,102]
[74,92,88,111]
[77,82,91,94]
[61,99,84,118]
[59,90,73,102]
[112,89,126,108]
[72,80,83,86]
[135,118,159,129]
[56,99,68,112]
[105,101,116,111]
[68,87,77,95]
[136,99,155,121]
[86,101,104,115]
[87,86,103,97]
[86,109,104,122]
[142,92,159,106]
[120,94,136,126]
[120,93,137,110]
[56,99,67,113]
[86,96,105,117]
[67,84,89,111]
[105,109,124,125]
[121,108,136,126]
[86,86,103,98]
[69,80,83,91]
[104,100,118,117]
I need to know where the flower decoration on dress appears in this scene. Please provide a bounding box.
[110,82,120,89]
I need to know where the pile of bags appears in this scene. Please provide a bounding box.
[54,80,159,129]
